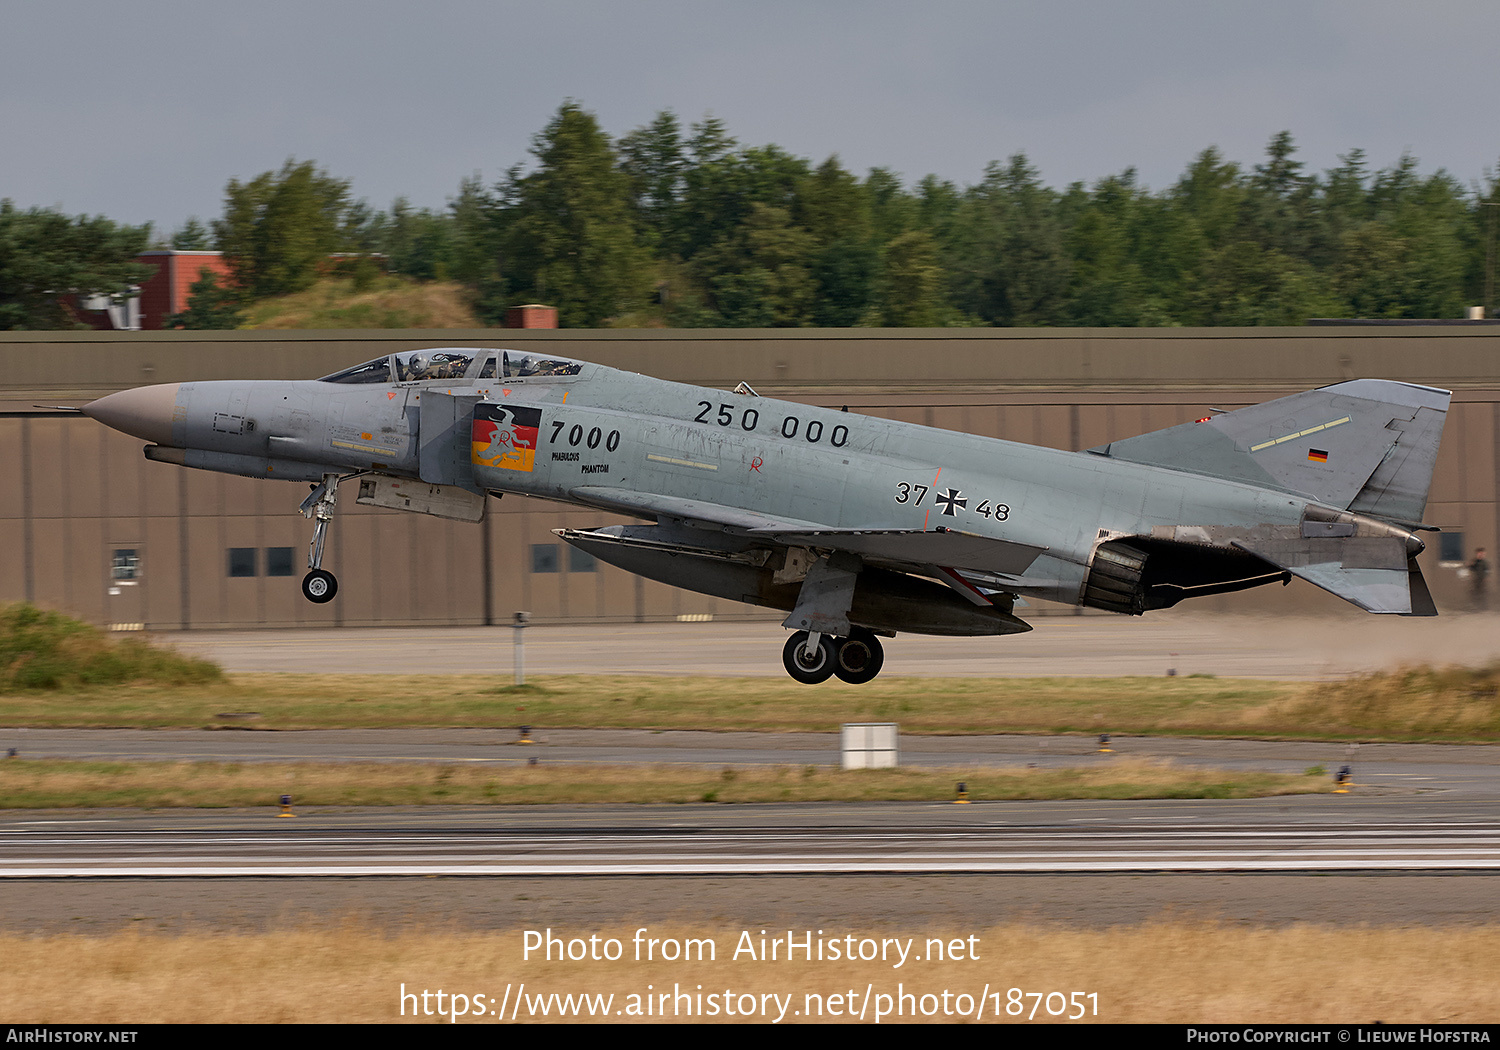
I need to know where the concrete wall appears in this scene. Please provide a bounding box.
[2,327,1496,628]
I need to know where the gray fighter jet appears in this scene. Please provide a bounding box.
[82,347,1449,683]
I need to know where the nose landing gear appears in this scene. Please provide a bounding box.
[782,629,886,685]
[299,473,342,604]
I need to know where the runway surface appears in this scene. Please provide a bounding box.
[160,612,1500,680]
[4,796,1500,877]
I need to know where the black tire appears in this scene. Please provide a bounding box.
[834,631,885,685]
[301,569,338,603]
[782,631,836,684]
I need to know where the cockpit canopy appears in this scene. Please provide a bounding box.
[318,348,583,385]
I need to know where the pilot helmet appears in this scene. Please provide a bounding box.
[408,353,431,378]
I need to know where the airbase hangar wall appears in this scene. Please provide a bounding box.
[1,327,1496,630]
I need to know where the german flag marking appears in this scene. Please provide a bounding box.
[472,404,542,473]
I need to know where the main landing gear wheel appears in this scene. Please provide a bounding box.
[834,630,885,685]
[783,631,836,684]
[302,569,338,603]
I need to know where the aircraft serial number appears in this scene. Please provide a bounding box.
[895,483,1009,520]
[549,420,621,452]
[693,401,848,447]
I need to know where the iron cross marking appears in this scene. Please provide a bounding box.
[935,487,967,516]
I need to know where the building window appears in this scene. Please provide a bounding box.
[265,547,295,577]
[1440,532,1466,565]
[227,548,257,577]
[111,549,140,580]
[530,543,559,573]
[568,546,597,573]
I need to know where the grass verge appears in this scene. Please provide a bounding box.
[0,604,220,690]
[4,665,1500,741]
[1,922,1493,1022]
[0,758,1328,808]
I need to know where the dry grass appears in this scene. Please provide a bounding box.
[0,672,1297,732]
[1263,662,1500,740]
[5,666,1500,742]
[1,922,1494,1023]
[242,276,481,329]
[0,758,1326,808]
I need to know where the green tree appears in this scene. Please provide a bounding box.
[799,158,877,326]
[676,120,811,263]
[700,203,817,327]
[619,110,687,256]
[166,269,244,329]
[811,237,878,327]
[447,175,507,323]
[1385,164,1468,318]
[675,117,742,261]
[212,159,353,299]
[1184,242,1325,325]
[864,167,919,245]
[382,197,454,281]
[1061,172,1156,326]
[0,201,151,330]
[866,230,949,326]
[1169,147,1245,250]
[1306,149,1371,271]
[499,101,649,326]
[1246,132,1320,261]
[170,218,213,250]
[1149,148,1253,322]
[797,157,870,245]
[950,154,1071,325]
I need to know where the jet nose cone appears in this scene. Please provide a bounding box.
[82,383,182,446]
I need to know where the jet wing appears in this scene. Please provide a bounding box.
[571,486,1048,576]
[570,486,824,532]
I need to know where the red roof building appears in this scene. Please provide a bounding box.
[504,304,559,329]
[134,251,235,329]
[71,251,236,331]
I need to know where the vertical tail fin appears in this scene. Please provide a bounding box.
[1093,379,1451,526]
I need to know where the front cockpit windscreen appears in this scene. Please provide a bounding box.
[319,357,393,384]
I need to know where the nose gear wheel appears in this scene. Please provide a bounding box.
[301,569,337,603]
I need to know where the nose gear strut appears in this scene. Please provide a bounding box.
[299,473,342,603]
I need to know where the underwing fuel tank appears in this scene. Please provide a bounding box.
[559,527,1031,637]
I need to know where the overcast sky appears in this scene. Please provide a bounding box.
[6,0,1500,234]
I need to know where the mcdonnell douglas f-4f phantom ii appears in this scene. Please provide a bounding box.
[81,347,1449,684]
